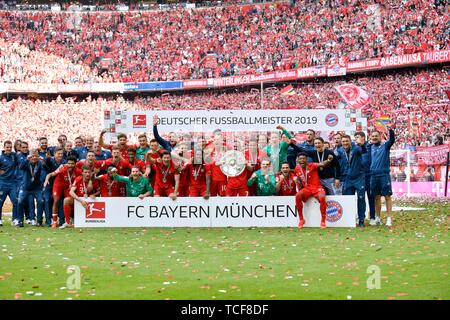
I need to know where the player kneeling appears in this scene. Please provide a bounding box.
[62,166,100,229]
[294,153,334,229]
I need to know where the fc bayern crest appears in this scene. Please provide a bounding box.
[325,113,339,127]
[326,200,343,223]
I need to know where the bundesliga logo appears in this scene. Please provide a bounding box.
[133,114,147,127]
[85,202,106,219]
[325,113,339,127]
[326,200,343,223]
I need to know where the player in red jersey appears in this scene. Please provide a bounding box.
[276,162,297,196]
[225,144,254,197]
[294,152,334,229]
[101,146,131,195]
[145,138,166,188]
[148,151,180,200]
[171,142,191,197]
[102,146,129,175]
[99,130,137,159]
[209,133,227,197]
[43,156,80,228]
[62,166,100,228]
[145,138,166,162]
[123,148,150,176]
[184,148,211,198]
[96,166,122,197]
[75,151,105,174]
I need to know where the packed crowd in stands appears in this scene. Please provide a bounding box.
[0,0,448,83]
[0,39,100,84]
[1,67,448,150]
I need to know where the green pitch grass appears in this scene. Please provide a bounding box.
[0,203,448,300]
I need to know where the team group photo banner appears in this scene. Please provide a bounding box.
[74,195,357,228]
[103,109,348,133]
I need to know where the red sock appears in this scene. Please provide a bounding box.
[319,196,327,223]
[295,192,305,222]
[63,204,72,224]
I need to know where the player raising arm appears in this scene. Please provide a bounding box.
[276,162,297,196]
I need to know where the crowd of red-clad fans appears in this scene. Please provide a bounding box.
[1,67,448,150]
[0,0,448,83]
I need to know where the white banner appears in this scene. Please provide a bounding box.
[103,109,349,133]
[0,83,8,93]
[91,83,125,93]
[74,196,357,228]
[327,64,347,77]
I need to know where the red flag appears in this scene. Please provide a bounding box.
[279,85,296,96]
[335,84,370,109]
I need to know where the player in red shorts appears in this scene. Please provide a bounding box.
[148,151,180,200]
[209,135,228,197]
[225,147,254,197]
[294,152,334,229]
[99,130,137,159]
[62,166,100,229]
[43,156,80,228]
[184,148,211,198]
[276,162,297,196]
[95,166,122,197]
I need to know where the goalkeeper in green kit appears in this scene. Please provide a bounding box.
[111,166,153,199]
[247,159,276,196]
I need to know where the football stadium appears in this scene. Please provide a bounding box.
[0,0,449,305]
